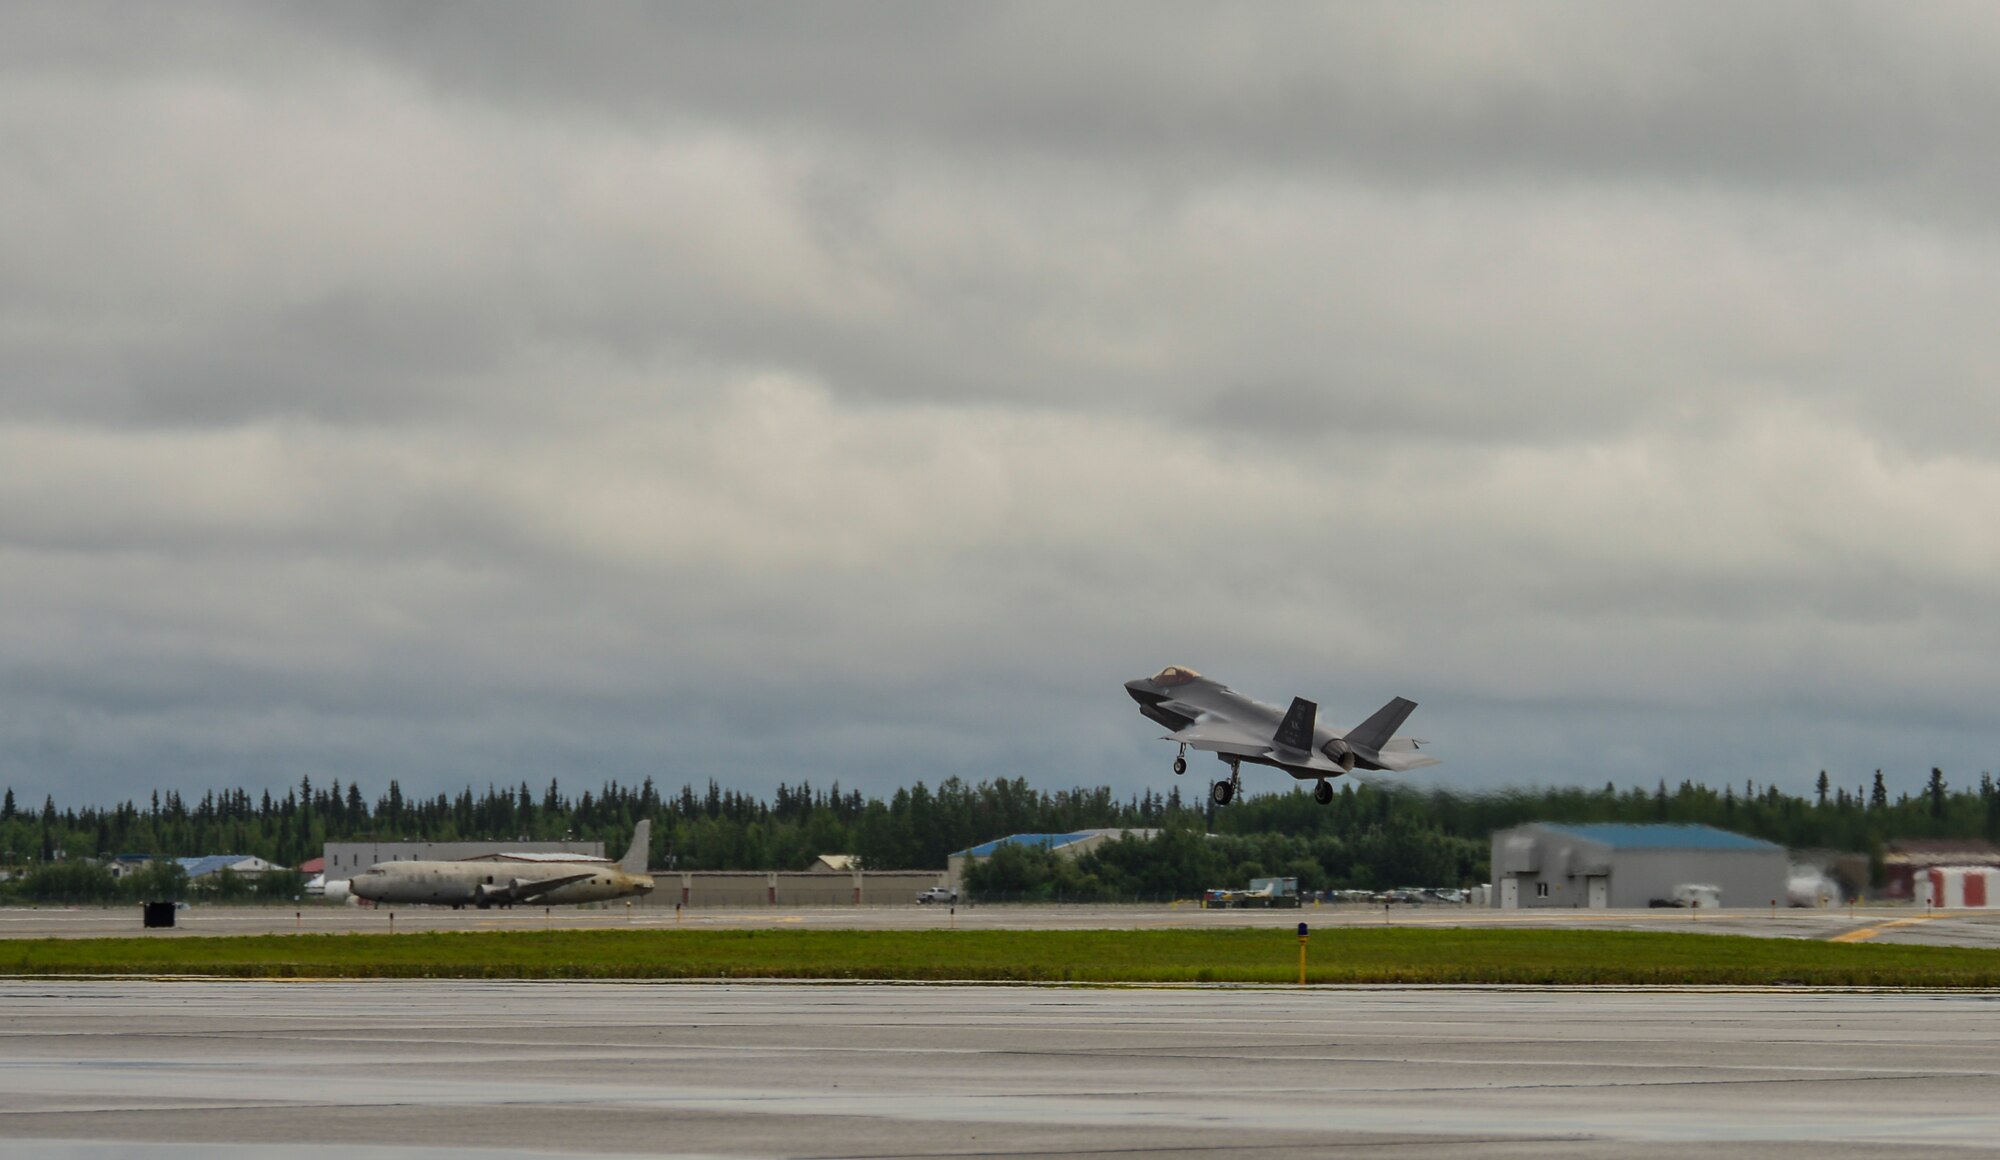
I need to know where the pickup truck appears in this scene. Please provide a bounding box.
[915,886,959,905]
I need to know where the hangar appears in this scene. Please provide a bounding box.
[946,829,1158,891]
[1491,822,1786,909]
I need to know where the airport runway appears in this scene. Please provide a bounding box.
[4,981,2000,1158]
[7,901,2000,947]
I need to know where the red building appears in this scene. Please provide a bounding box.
[1882,839,2000,900]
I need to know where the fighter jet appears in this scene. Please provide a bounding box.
[348,821,654,909]
[1124,667,1438,806]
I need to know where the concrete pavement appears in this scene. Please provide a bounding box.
[4,981,2000,1157]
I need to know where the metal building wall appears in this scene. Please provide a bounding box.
[638,871,947,907]
[1604,849,1786,908]
[1492,826,1611,908]
[1492,824,1788,909]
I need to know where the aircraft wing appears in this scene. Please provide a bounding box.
[496,873,597,903]
[1370,736,1441,771]
[1371,751,1442,772]
[1165,720,1273,758]
[1169,720,1361,773]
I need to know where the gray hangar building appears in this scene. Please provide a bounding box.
[1491,823,1786,909]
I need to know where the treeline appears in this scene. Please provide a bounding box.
[0,861,307,906]
[2,767,1997,890]
[0,776,1156,873]
[968,769,2000,900]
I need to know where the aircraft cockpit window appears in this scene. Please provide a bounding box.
[1152,666,1200,685]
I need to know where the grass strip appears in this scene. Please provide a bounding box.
[4,927,2000,987]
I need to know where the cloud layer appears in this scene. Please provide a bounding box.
[5,4,1999,806]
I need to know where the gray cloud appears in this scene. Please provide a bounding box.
[3,4,1999,809]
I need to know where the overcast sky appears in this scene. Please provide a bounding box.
[5,3,2000,809]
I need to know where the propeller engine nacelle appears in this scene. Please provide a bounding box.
[474,880,525,905]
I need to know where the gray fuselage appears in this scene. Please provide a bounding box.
[349,860,654,908]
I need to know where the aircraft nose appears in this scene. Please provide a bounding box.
[1124,677,1165,704]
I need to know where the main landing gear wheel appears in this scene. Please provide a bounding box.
[1314,779,1334,805]
[1172,755,1188,775]
[1211,780,1235,806]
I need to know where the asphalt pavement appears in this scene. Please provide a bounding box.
[6,901,2000,947]
[4,981,2000,1158]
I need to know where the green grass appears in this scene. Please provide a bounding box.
[5,927,2000,986]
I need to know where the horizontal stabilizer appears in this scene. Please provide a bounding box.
[1274,697,1317,753]
[1347,696,1418,754]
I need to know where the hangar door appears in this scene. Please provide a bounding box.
[1586,876,1608,909]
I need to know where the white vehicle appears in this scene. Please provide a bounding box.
[1673,883,1723,909]
[916,887,958,905]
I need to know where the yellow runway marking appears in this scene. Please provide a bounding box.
[1830,915,1941,943]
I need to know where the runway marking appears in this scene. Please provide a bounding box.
[1830,915,1942,943]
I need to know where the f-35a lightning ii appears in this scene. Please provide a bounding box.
[1124,667,1438,807]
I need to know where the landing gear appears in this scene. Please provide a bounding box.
[1210,761,1243,806]
[1172,744,1188,776]
[1314,779,1334,806]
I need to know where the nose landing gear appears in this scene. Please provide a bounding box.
[1172,744,1188,776]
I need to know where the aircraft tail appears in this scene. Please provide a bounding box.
[620,819,652,874]
[1274,697,1318,753]
[1346,697,1418,755]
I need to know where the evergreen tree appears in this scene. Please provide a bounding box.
[1871,771,1888,810]
[1815,771,1829,807]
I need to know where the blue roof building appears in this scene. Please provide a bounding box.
[175,855,281,880]
[947,828,1159,890]
[1535,823,1783,853]
[953,832,1100,860]
[1491,822,1786,910]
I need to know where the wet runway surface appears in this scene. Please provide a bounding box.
[4,981,2000,1158]
[8,902,2000,948]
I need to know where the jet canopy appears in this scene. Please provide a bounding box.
[1151,666,1201,686]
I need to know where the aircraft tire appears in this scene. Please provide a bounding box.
[1172,756,1187,775]
[1314,780,1334,805]
[1211,780,1234,807]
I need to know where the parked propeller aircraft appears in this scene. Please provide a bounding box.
[1123,667,1438,806]
[346,821,654,909]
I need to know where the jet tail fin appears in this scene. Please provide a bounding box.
[1274,697,1317,753]
[621,819,651,874]
[1347,697,1418,754]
